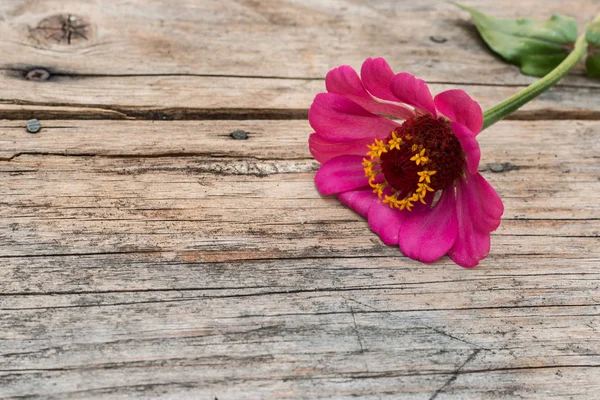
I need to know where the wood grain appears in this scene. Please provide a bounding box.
[1,73,599,120]
[1,0,599,398]
[0,0,599,119]
[0,0,596,82]
[1,120,599,399]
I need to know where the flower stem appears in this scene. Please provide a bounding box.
[481,33,588,131]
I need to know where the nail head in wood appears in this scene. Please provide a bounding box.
[26,119,41,134]
[25,69,50,81]
[488,163,505,173]
[230,130,249,140]
[430,36,448,44]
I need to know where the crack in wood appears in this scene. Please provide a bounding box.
[2,291,598,313]
[427,327,490,350]
[0,97,599,121]
[0,99,310,120]
[0,106,598,121]
[0,362,597,378]
[2,67,600,90]
[2,272,598,297]
[430,349,482,400]
[349,307,365,353]
[1,151,314,162]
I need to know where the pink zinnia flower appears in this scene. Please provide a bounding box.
[309,58,504,268]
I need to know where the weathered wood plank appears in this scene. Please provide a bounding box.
[0,74,598,120]
[1,118,599,398]
[0,0,595,83]
[2,254,599,307]
[0,0,599,119]
[0,273,598,399]
[0,120,598,258]
[0,118,597,161]
[1,1,599,398]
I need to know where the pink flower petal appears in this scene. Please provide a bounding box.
[448,226,490,268]
[358,58,416,119]
[399,188,458,263]
[390,72,437,116]
[448,173,504,268]
[338,188,379,218]
[309,93,399,142]
[314,155,369,195]
[434,89,483,135]
[450,121,481,175]
[326,65,413,119]
[466,173,504,233]
[309,133,372,164]
[367,200,407,245]
[360,57,397,101]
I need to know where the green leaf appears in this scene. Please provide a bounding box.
[455,3,578,77]
[585,20,600,78]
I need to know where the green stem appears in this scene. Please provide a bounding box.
[481,33,588,131]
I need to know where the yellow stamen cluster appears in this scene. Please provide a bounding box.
[363,134,438,211]
[417,169,436,183]
[387,131,402,150]
[410,149,429,165]
[366,139,388,159]
[371,182,386,197]
[380,192,417,211]
[415,182,435,203]
[399,193,420,211]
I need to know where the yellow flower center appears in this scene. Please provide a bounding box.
[363,115,464,211]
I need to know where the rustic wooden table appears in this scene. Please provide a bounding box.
[1,1,599,398]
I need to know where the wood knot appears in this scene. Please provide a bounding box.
[30,14,93,45]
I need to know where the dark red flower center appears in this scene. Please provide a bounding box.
[363,115,464,210]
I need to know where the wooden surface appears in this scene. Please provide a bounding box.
[1,1,599,399]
